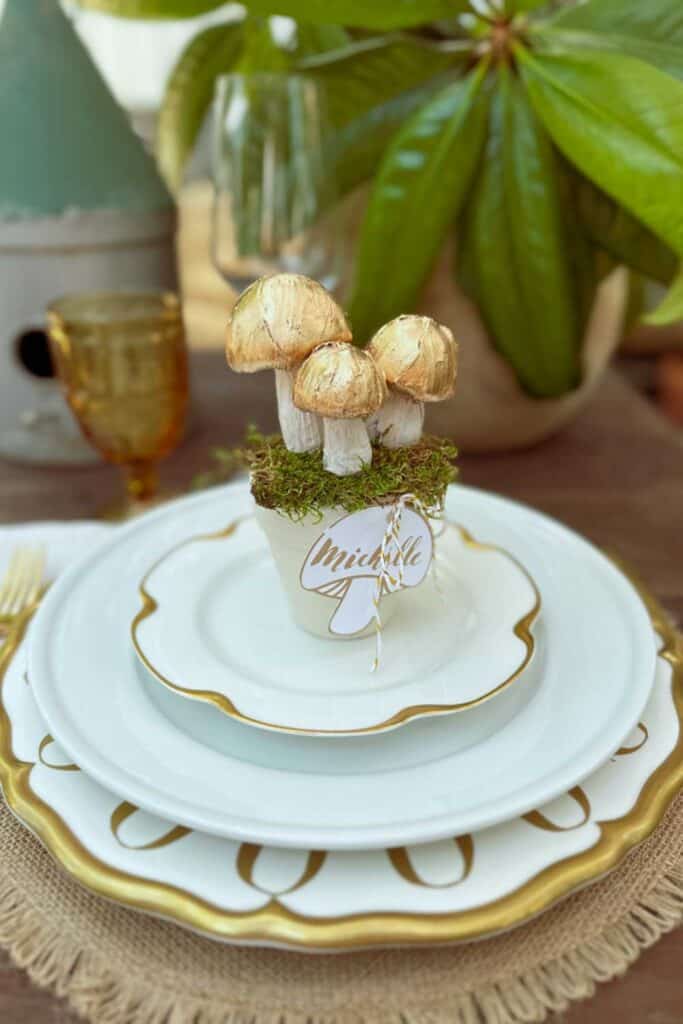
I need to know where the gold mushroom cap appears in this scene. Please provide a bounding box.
[368,314,458,402]
[294,343,386,476]
[294,342,386,419]
[224,273,351,454]
[366,315,459,449]
[226,273,351,373]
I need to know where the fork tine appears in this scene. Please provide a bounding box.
[0,557,12,613]
[24,549,45,608]
[11,549,44,615]
[7,550,30,616]
[0,549,22,608]
[0,549,26,616]
[0,548,45,618]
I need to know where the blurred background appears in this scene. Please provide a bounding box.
[1,0,682,503]
[78,0,683,401]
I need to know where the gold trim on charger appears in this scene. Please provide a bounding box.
[129,518,542,736]
[0,561,681,949]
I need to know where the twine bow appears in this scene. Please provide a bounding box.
[371,494,442,672]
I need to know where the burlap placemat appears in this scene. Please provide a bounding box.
[0,791,681,1024]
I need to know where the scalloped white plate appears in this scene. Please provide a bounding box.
[131,518,539,736]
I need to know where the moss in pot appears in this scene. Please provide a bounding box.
[226,274,458,640]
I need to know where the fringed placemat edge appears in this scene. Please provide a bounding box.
[1,862,682,1024]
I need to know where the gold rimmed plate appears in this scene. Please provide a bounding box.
[131,517,540,737]
[26,484,657,851]
[2,560,681,950]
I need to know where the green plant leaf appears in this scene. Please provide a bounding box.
[506,0,549,12]
[157,22,244,192]
[234,16,291,72]
[644,267,683,325]
[517,50,683,259]
[75,0,227,17]
[552,0,683,45]
[301,37,462,195]
[544,0,683,79]
[458,65,581,398]
[569,172,677,285]
[292,24,350,58]
[534,27,683,82]
[624,272,647,334]
[348,64,489,341]
[555,164,600,334]
[241,1,469,30]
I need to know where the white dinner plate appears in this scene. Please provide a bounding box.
[27,483,657,850]
[3,585,680,950]
[131,518,540,735]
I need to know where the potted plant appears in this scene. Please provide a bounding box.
[224,273,458,641]
[78,0,683,448]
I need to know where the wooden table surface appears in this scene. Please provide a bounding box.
[1,353,682,1022]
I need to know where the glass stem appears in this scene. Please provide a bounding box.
[124,461,158,504]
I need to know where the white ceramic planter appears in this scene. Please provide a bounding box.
[254,503,403,640]
[420,252,628,451]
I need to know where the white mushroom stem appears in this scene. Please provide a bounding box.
[367,392,424,448]
[322,418,372,476]
[275,369,321,453]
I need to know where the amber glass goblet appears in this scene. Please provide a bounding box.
[47,292,188,518]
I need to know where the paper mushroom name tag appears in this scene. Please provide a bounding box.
[300,504,434,636]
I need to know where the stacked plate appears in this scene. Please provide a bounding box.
[1,481,681,951]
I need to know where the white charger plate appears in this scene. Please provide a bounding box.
[4,588,681,950]
[27,483,656,851]
[131,519,540,735]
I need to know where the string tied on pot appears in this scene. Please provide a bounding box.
[371,493,443,672]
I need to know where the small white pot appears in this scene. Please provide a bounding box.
[255,503,404,640]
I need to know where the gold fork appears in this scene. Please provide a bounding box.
[0,548,45,637]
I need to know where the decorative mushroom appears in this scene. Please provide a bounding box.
[367,315,458,448]
[294,342,386,476]
[225,273,352,452]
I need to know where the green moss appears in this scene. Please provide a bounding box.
[245,429,458,521]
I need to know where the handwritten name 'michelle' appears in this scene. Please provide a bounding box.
[310,536,425,574]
